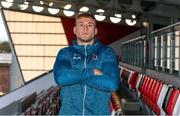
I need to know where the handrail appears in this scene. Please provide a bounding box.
[122,35,146,44]
[152,21,180,34]
[122,21,180,45]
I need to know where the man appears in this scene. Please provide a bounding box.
[53,13,120,115]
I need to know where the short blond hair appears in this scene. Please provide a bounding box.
[75,12,96,22]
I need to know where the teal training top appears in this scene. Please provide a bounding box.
[53,38,120,115]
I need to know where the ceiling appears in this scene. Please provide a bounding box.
[1,0,180,26]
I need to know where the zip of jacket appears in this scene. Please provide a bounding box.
[83,45,87,115]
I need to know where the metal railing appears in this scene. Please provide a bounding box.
[121,22,180,76]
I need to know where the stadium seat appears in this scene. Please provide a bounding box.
[135,74,144,97]
[172,89,180,115]
[157,84,172,115]
[166,88,180,115]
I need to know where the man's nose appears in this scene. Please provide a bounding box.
[83,25,88,30]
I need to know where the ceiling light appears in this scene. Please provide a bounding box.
[1,0,13,8]
[48,8,59,15]
[18,3,28,10]
[143,21,149,27]
[5,0,12,2]
[40,1,44,5]
[32,6,44,12]
[125,19,137,26]
[64,4,72,10]
[24,1,28,5]
[96,9,104,13]
[63,10,75,17]
[49,2,53,7]
[40,0,53,7]
[79,6,89,12]
[132,14,136,19]
[94,15,106,21]
[110,17,121,24]
[63,4,75,17]
[94,9,106,21]
[115,14,122,18]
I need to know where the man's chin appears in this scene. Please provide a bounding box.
[78,37,94,44]
[79,38,93,42]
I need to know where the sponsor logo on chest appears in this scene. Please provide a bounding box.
[72,53,98,61]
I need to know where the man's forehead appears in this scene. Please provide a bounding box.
[77,21,95,24]
[76,17,96,23]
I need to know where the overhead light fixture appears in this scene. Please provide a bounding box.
[63,10,75,17]
[63,4,75,17]
[110,13,122,24]
[18,1,29,10]
[64,4,72,10]
[143,21,149,27]
[79,6,89,12]
[32,5,44,12]
[125,14,137,26]
[115,14,122,18]
[40,0,53,7]
[94,9,106,21]
[24,1,28,5]
[1,0,13,8]
[49,2,53,7]
[125,19,137,26]
[40,1,44,5]
[110,17,121,24]
[132,14,136,19]
[48,8,59,15]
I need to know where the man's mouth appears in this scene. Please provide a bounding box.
[83,33,88,35]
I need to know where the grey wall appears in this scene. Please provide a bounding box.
[109,30,141,56]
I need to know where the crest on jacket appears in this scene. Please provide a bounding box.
[92,53,98,60]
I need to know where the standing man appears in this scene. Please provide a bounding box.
[53,13,120,115]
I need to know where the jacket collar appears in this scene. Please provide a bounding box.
[72,38,101,55]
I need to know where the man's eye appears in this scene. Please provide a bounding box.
[77,24,83,27]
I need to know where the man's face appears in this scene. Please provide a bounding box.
[73,17,97,45]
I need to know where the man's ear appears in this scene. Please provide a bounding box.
[95,28,98,35]
[73,26,77,35]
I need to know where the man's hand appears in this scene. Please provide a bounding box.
[94,69,103,75]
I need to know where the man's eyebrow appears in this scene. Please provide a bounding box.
[77,22,83,24]
[88,22,95,24]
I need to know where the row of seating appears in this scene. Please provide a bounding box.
[110,92,122,115]
[119,66,180,115]
[21,86,60,115]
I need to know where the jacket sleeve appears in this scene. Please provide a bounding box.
[85,47,121,92]
[53,48,94,86]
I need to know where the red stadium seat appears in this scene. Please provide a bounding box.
[162,87,174,114]
[135,74,144,97]
[172,89,180,115]
[145,77,154,106]
[157,84,172,115]
[120,68,131,88]
[167,89,180,115]
[129,71,139,91]
[150,80,163,115]
[148,79,157,109]
[119,66,180,116]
